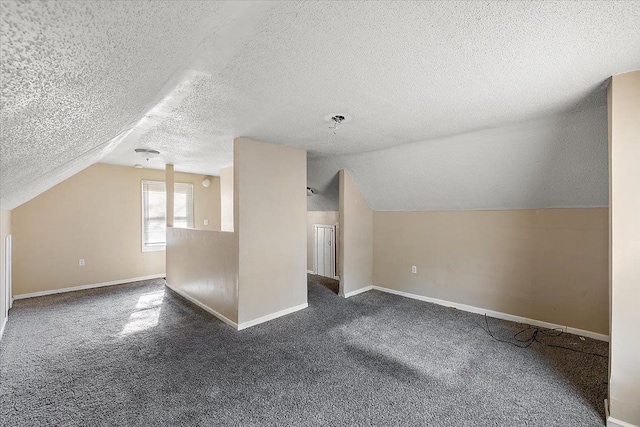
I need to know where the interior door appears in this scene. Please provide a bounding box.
[314,225,335,278]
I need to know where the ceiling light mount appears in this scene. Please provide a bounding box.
[324,114,351,144]
[134,148,160,162]
[324,114,352,125]
[330,115,345,125]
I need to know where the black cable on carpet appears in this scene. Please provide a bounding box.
[482,314,608,358]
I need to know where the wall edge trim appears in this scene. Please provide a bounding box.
[372,286,609,342]
[238,303,308,330]
[164,281,238,329]
[607,417,639,427]
[12,274,166,300]
[0,317,7,342]
[344,285,373,298]
[373,205,609,213]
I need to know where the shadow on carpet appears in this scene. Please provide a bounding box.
[307,273,339,294]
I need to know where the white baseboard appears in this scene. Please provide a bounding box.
[372,285,609,342]
[566,325,609,342]
[12,274,166,301]
[0,316,7,342]
[605,399,638,427]
[164,281,239,329]
[344,285,373,298]
[164,283,307,331]
[238,303,308,330]
[307,270,314,274]
[608,417,639,427]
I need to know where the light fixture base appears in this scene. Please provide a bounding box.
[324,114,352,123]
[134,148,160,161]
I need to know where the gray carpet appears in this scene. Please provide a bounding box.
[307,273,339,294]
[0,277,608,426]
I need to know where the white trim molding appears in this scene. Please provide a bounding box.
[0,317,7,342]
[344,285,373,298]
[605,400,638,427]
[165,282,308,331]
[238,303,308,330]
[372,285,609,342]
[164,282,238,329]
[608,417,639,427]
[307,270,315,274]
[12,274,166,301]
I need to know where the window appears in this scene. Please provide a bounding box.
[141,181,194,251]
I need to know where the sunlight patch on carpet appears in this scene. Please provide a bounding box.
[119,290,165,336]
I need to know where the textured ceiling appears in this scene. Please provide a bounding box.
[308,105,608,211]
[1,1,639,210]
[0,1,256,209]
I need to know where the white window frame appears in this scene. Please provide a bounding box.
[141,180,194,252]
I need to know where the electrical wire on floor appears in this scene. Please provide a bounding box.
[481,314,608,358]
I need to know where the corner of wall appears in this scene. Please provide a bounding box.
[608,70,640,427]
[338,169,373,297]
[0,210,13,341]
[235,137,308,325]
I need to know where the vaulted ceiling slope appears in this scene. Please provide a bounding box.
[308,105,608,211]
[1,1,639,211]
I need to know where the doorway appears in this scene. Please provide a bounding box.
[313,224,336,279]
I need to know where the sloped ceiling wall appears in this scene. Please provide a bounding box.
[0,1,255,210]
[308,104,608,211]
[1,1,639,211]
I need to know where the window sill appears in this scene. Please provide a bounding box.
[142,245,166,253]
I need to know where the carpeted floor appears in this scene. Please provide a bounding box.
[307,273,339,294]
[0,276,608,426]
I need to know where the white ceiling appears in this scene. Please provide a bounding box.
[308,105,608,211]
[1,1,639,210]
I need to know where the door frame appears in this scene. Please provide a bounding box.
[313,224,337,279]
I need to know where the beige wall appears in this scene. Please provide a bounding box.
[307,211,339,273]
[339,170,373,295]
[166,228,238,322]
[0,210,11,338]
[220,166,234,232]
[373,209,608,334]
[608,71,640,426]
[12,163,221,296]
[235,138,307,324]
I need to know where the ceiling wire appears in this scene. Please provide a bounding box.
[327,130,337,145]
[327,115,345,144]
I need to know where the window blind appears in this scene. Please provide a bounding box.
[141,181,194,250]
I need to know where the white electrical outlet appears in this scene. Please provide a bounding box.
[79,259,85,266]
[204,219,209,226]
[411,265,417,274]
